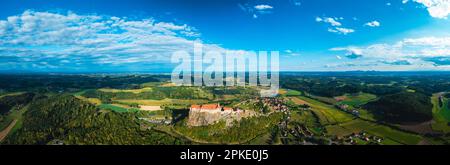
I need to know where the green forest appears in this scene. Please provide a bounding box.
[3,95,188,145]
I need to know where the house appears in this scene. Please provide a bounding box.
[222,107,234,114]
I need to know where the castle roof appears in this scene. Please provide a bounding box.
[190,105,201,109]
[190,104,220,110]
[201,104,220,110]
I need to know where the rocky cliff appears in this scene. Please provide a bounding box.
[187,110,256,126]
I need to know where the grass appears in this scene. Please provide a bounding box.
[290,110,317,125]
[0,116,14,131]
[298,96,354,125]
[98,87,153,94]
[221,95,238,100]
[0,106,26,130]
[337,93,377,107]
[245,132,274,145]
[0,105,29,140]
[357,109,377,121]
[339,119,422,145]
[75,95,102,105]
[431,93,450,133]
[140,82,176,87]
[115,99,209,106]
[437,97,450,121]
[325,125,351,137]
[98,104,139,113]
[280,89,302,96]
[288,97,310,105]
[308,95,337,105]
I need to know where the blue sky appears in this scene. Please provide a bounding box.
[0,0,450,72]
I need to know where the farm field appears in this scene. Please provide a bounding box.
[98,104,139,113]
[115,99,208,106]
[297,96,354,125]
[336,93,377,107]
[431,94,450,133]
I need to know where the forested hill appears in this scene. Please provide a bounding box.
[364,92,433,124]
[3,95,188,145]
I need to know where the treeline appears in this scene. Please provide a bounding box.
[280,75,450,97]
[210,87,259,96]
[0,74,166,93]
[3,95,189,145]
[364,92,433,124]
[281,78,402,97]
[82,87,214,102]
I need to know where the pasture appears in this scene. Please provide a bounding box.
[336,93,377,107]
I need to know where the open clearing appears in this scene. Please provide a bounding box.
[99,87,153,93]
[75,95,102,105]
[431,93,450,133]
[139,105,162,111]
[298,96,354,125]
[115,98,208,106]
[98,104,138,113]
[336,93,377,107]
[288,97,310,105]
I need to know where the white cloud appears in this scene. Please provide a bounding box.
[239,3,273,19]
[330,36,450,68]
[0,10,245,71]
[315,17,323,22]
[316,16,355,35]
[330,47,363,58]
[328,27,355,35]
[316,17,342,26]
[408,0,450,19]
[364,21,381,27]
[284,50,301,57]
[254,4,273,10]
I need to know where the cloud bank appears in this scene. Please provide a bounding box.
[0,10,239,71]
[405,0,450,19]
[330,36,450,69]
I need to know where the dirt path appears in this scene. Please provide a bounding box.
[0,119,17,142]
